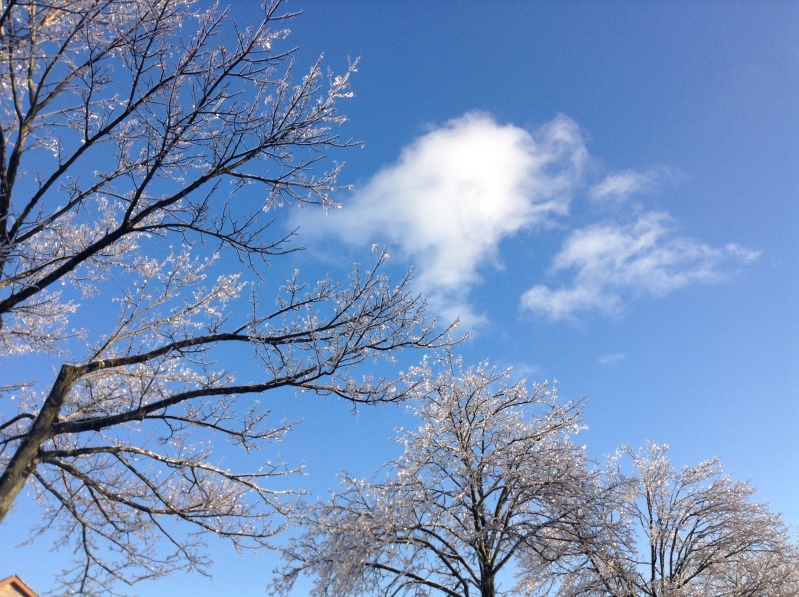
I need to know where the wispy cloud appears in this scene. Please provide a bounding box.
[589,167,674,202]
[504,360,545,383]
[520,213,760,320]
[297,112,588,327]
[597,352,625,365]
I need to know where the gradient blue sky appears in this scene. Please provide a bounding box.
[4,2,798,595]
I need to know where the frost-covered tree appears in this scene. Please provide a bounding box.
[545,443,798,597]
[272,354,594,597]
[0,1,450,593]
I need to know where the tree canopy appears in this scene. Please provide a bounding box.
[273,354,593,597]
[540,443,799,597]
[0,1,450,594]
[274,360,799,597]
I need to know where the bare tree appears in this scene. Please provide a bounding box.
[272,354,593,597]
[545,443,798,597]
[0,1,451,594]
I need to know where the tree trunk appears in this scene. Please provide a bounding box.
[480,572,496,597]
[0,364,77,521]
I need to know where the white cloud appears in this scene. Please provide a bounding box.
[589,167,673,202]
[597,352,625,365]
[297,112,758,326]
[504,360,545,383]
[521,213,760,320]
[297,112,588,327]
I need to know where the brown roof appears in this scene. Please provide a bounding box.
[0,576,39,597]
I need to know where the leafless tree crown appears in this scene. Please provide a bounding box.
[539,443,799,597]
[273,354,593,597]
[0,1,451,594]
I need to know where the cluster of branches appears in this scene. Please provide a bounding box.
[275,353,592,597]
[0,1,453,594]
[537,440,799,597]
[274,354,799,597]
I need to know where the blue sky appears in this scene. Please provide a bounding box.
[4,2,798,595]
